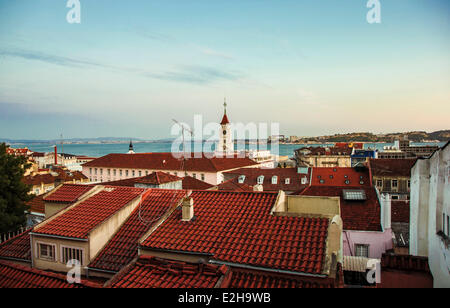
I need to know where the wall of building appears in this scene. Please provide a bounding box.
[343,230,393,259]
[410,144,450,288]
[31,235,89,275]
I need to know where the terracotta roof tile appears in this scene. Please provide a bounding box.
[43,184,94,203]
[182,176,214,190]
[381,254,430,272]
[0,260,100,288]
[26,195,45,214]
[223,168,310,192]
[369,159,416,177]
[82,153,258,172]
[217,179,254,192]
[142,190,330,275]
[0,230,31,262]
[89,189,187,273]
[134,172,182,185]
[225,268,339,288]
[300,186,382,231]
[310,167,371,187]
[391,200,410,223]
[109,256,226,288]
[35,186,145,239]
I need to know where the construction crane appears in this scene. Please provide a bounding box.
[172,119,193,159]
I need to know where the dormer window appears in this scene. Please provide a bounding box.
[301,177,307,185]
[345,180,350,185]
[271,176,278,184]
[285,178,290,184]
[238,175,246,184]
[257,176,264,184]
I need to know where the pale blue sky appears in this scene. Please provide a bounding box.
[0,0,449,139]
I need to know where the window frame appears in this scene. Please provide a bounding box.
[36,242,57,262]
[354,244,370,258]
[60,245,85,266]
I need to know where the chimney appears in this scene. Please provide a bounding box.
[182,197,194,221]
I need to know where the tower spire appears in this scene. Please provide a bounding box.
[224,97,227,115]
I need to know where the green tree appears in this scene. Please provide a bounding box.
[0,143,32,233]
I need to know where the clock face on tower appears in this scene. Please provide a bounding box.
[223,130,227,135]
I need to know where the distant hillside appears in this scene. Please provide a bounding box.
[298,130,450,143]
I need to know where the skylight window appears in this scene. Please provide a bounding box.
[343,189,366,201]
[285,178,290,184]
[238,175,246,184]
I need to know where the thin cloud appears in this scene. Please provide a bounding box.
[0,48,244,85]
[144,65,244,85]
[0,48,110,69]
[199,48,234,60]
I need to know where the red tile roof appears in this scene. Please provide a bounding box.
[369,158,416,177]
[0,260,100,288]
[89,189,187,273]
[141,190,330,275]
[310,167,371,187]
[43,184,94,203]
[381,254,430,272]
[109,256,227,288]
[34,186,145,239]
[101,172,182,188]
[26,195,45,214]
[223,168,310,192]
[217,179,254,192]
[220,114,230,125]
[82,153,259,173]
[182,176,214,190]
[224,268,341,288]
[0,230,31,262]
[300,186,382,231]
[391,200,410,223]
[22,174,56,186]
[134,171,182,185]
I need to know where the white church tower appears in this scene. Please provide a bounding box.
[217,98,233,154]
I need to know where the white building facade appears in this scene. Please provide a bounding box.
[410,141,450,288]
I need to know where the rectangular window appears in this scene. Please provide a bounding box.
[120,170,122,176]
[61,246,84,265]
[89,168,92,174]
[138,171,142,177]
[193,173,197,179]
[377,180,382,187]
[113,169,116,176]
[355,244,369,258]
[126,170,129,177]
[392,180,398,188]
[107,169,110,176]
[201,174,205,181]
[38,243,56,261]
[95,168,97,175]
[145,171,149,176]
[132,170,135,177]
[407,180,411,189]
[100,169,103,175]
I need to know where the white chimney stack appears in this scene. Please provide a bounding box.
[182,197,194,221]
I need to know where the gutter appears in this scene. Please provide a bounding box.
[29,232,88,242]
[209,260,328,278]
[0,256,32,264]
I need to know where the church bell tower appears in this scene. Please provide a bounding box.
[218,98,233,154]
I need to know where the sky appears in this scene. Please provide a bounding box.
[0,0,449,140]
